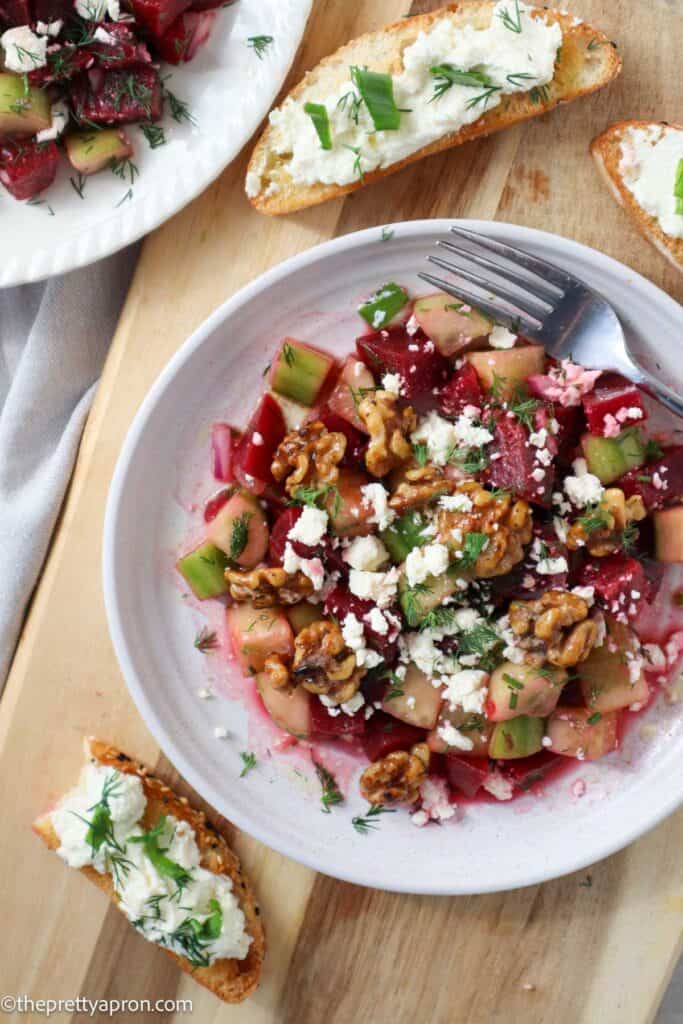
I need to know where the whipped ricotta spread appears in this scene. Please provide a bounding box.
[50,761,251,965]
[247,0,562,196]
[618,125,683,238]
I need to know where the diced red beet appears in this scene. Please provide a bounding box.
[189,0,227,10]
[324,586,399,662]
[0,0,29,24]
[576,553,653,618]
[269,507,301,564]
[0,141,59,201]
[438,362,483,419]
[552,404,585,463]
[152,9,216,62]
[618,446,683,510]
[356,326,449,411]
[90,23,152,69]
[203,487,234,523]
[310,699,366,738]
[29,46,94,87]
[444,755,490,798]
[128,0,193,36]
[210,422,235,482]
[488,413,553,506]
[362,711,426,762]
[317,410,368,468]
[582,372,648,437]
[33,0,73,20]
[71,65,163,125]
[233,393,287,497]
[499,751,565,792]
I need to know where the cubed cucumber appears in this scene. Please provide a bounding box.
[581,427,646,484]
[654,506,683,563]
[226,603,293,675]
[382,663,442,730]
[546,706,618,760]
[579,616,649,712]
[489,716,545,759]
[0,73,51,137]
[206,488,269,568]
[64,128,133,175]
[176,542,229,600]
[286,603,324,633]
[380,510,429,563]
[466,345,546,399]
[413,291,493,357]
[398,565,460,627]
[358,282,409,330]
[268,337,335,407]
[487,662,566,722]
[256,672,311,737]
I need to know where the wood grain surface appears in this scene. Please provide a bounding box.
[1,1,682,1022]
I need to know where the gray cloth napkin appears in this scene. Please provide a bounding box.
[0,248,138,685]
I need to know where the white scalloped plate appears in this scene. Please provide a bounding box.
[104,220,683,895]
[0,0,311,287]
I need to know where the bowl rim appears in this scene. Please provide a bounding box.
[103,218,683,894]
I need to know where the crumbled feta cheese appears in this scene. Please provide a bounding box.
[564,458,604,507]
[343,534,389,571]
[197,687,212,700]
[418,777,456,822]
[410,411,458,466]
[36,99,68,142]
[528,428,548,448]
[93,25,117,43]
[361,482,395,530]
[437,720,474,751]
[442,669,488,714]
[405,543,450,586]
[341,613,383,668]
[213,726,228,739]
[287,505,328,547]
[482,772,514,801]
[537,555,568,576]
[341,692,365,716]
[439,493,473,513]
[36,18,62,35]
[381,372,404,396]
[366,607,389,635]
[571,585,595,605]
[489,325,517,349]
[283,542,325,590]
[348,567,399,608]
[75,0,125,19]
[1,25,47,71]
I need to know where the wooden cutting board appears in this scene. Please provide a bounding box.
[1,1,682,1021]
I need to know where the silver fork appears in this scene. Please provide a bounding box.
[418,225,683,419]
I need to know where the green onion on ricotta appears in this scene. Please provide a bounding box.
[50,761,251,967]
[247,0,561,195]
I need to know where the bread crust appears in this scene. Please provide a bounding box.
[33,738,264,1004]
[247,2,622,215]
[591,120,683,273]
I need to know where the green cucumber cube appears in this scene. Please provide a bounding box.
[176,542,229,600]
[269,337,334,407]
[489,716,545,759]
[358,282,409,330]
[381,511,429,563]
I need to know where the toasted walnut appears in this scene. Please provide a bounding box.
[508,589,599,667]
[359,743,430,805]
[225,566,313,607]
[292,619,364,705]
[358,390,416,477]
[389,464,450,512]
[271,421,346,497]
[436,481,532,578]
[567,488,647,556]
[263,654,291,690]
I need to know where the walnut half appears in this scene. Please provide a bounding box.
[508,589,598,668]
[358,390,416,477]
[225,566,313,607]
[567,488,647,556]
[271,421,346,497]
[359,743,430,805]
[292,620,364,705]
[437,481,532,578]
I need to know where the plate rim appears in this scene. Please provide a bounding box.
[103,217,683,894]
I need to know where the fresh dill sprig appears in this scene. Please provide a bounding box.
[239,751,257,777]
[506,71,537,87]
[342,143,364,181]
[194,626,219,653]
[247,35,273,60]
[129,817,193,894]
[27,196,55,215]
[412,442,429,466]
[115,188,133,208]
[163,83,196,125]
[141,122,167,149]
[337,89,364,124]
[429,64,493,102]
[498,0,522,33]
[69,172,87,199]
[465,85,501,110]
[229,511,252,562]
[458,532,489,569]
[645,439,664,461]
[507,386,539,430]
[621,523,639,553]
[315,762,343,813]
[577,503,610,534]
[530,84,550,104]
[291,482,341,517]
[352,804,395,835]
[401,580,432,626]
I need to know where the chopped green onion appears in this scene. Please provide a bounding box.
[358,282,409,329]
[674,158,683,215]
[350,66,400,131]
[304,102,332,150]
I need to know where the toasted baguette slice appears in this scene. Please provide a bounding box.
[33,738,264,1004]
[247,2,621,215]
[591,121,683,272]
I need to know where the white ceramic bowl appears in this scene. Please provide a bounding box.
[0,0,311,286]
[104,219,683,894]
